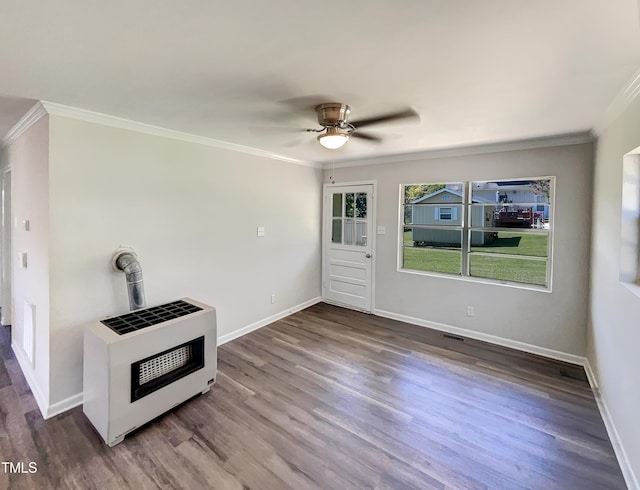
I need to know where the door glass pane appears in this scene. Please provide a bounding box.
[343,219,355,245]
[356,220,367,246]
[332,193,342,218]
[345,193,355,218]
[332,219,342,243]
[355,193,367,218]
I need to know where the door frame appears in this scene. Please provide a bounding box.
[1,165,11,326]
[322,180,377,313]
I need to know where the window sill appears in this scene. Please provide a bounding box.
[397,267,552,293]
[621,281,640,300]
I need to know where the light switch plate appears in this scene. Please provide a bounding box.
[257,226,265,237]
[377,226,386,235]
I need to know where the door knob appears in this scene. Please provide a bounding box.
[365,253,371,258]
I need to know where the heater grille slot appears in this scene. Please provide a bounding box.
[101,300,202,335]
[139,345,192,385]
[131,336,205,402]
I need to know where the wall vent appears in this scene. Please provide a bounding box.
[442,333,465,342]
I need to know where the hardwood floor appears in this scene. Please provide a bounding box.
[0,303,626,489]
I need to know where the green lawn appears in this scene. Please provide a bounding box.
[470,231,548,257]
[403,230,548,285]
[403,248,462,274]
[469,255,547,285]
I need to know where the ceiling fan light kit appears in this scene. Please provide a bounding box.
[318,127,350,149]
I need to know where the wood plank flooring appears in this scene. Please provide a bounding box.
[0,303,626,489]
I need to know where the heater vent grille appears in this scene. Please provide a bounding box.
[131,336,205,402]
[101,300,202,335]
[139,345,192,385]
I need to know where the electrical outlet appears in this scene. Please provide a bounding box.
[466,306,475,317]
[270,294,276,304]
[257,226,265,237]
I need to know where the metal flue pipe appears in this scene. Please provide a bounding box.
[113,249,146,311]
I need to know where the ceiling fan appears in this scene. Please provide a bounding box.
[294,102,420,149]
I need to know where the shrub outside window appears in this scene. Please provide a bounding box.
[401,178,553,288]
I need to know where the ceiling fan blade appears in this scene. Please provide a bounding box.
[350,108,419,128]
[248,125,309,135]
[351,131,383,143]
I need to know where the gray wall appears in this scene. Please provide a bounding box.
[325,142,593,357]
[7,116,51,413]
[46,115,323,407]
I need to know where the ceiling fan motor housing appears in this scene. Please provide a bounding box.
[316,103,351,128]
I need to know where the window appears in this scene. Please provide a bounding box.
[439,207,453,220]
[401,178,553,288]
[620,151,640,290]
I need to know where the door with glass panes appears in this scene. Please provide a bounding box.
[323,184,373,312]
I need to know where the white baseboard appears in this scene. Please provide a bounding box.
[46,393,83,419]
[583,357,599,390]
[584,359,639,490]
[218,297,322,346]
[11,342,48,418]
[12,342,83,419]
[373,309,586,366]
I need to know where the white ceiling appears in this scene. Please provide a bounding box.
[1,1,639,163]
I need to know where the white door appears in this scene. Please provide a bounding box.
[323,184,374,312]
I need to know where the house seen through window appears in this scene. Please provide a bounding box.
[401,178,553,288]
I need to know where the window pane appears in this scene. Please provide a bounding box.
[404,183,463,204]
[471,179,551,204]
[332,219,342,243]
[332,193,342,218]
[471,179,551,229]
[345,193,355,218]
[403,247,462,274]
[403,227,462,274]
[470,203,549,229]
[409,227,462,248]
[355,193,367,218]
[406,203,463,226]
[470,231,548,257]
[469,254,547,286]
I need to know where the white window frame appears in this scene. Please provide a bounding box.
[399,177,554,291]
[438,207,453,221]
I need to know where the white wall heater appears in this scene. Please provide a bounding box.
[83,298,217,446]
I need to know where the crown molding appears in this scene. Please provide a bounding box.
[323,131,594,169]
[38,101,320,168]
[593,66,640,136]
[2,101,48,145]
